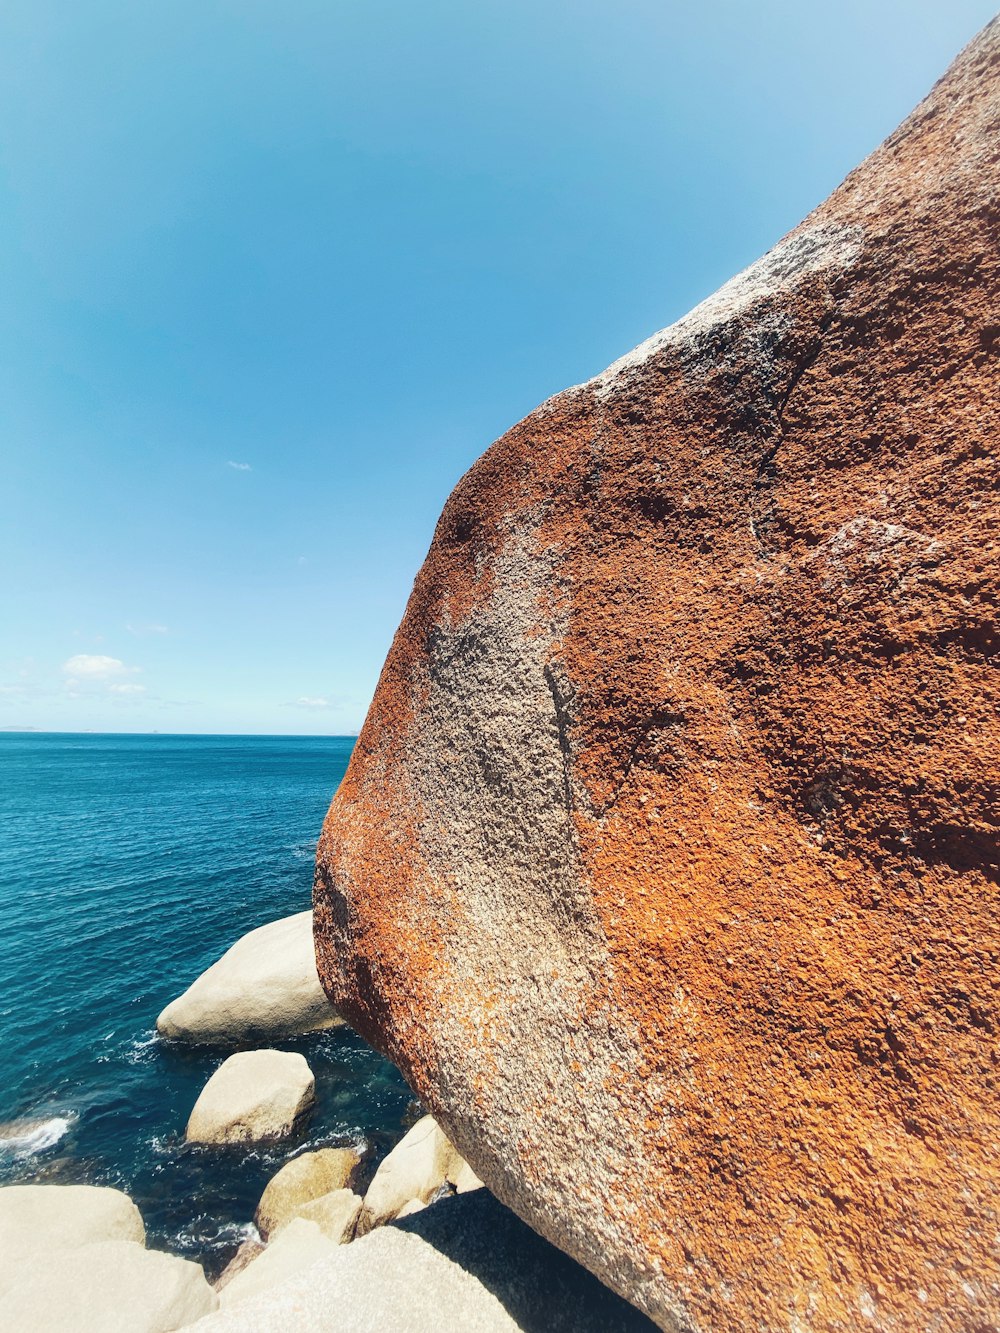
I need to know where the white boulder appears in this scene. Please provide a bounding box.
[157,911,343,1046]
[357,1115,463,1234]
[185,1050,315,1145]
[0,1184,145,1290]
[2,1238,217,1331]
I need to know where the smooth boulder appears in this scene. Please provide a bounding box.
[255,1147,363,1239]
[3,1238,217,1331]
[0,1183,145,1290]
[186,1050,315,1145]
[218,1218,337,1309]
[314,21,1000,1333]
[158,911,342,1046]
[357,1115,463,1234]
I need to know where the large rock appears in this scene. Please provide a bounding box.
[182,1190,654,1331]
[357,1115,462,1234]
[185,1050,315,1145]
[0,1184,145,1290]
[255,1146,363,1239]
[2,1238,217,1331]
[218,1217,337,1309]
[158,911,342,1046]
[314,22,1000,1333]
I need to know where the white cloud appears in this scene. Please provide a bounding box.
[126,622,168,636]
[63,654,134,677]
[227,460,252,471]
[109,683,146,695]
[293,696,330,709]
[62,654,139,678]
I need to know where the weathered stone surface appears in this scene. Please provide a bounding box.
[158,911,342,1047]
[2,1238,217,1331]
[255,1147,363,1239]
[294,1188,363,1243]
[0,1183,145,1291]
[315,22,1000,1333]
[186,1050,315,1145]
[182,1190,655,1331]
[357,1114,461,1234]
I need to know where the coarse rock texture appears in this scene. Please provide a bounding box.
[158,911,342,1047]
[185,1050,315,1145]
[182,1190,655,1332]
[294,1189,364,1243]
[255,1146,363,1239]
[315,22,1000,1333]
[357,1114,465,1234]
[0,1183,146,1290]
[2,1238,217,1331]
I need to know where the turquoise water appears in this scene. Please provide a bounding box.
[0,733,412,1274]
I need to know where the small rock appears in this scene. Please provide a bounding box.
[357,1115,466,1234]
[185,1050,315,1145]
[157,911,343,1047]
[448,1158,484,1194]
[255,1148,363,1240]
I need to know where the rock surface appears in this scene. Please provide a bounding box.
[215,1239,266,1293]
[0,1183,145,1289]
[186,1050,315,1145]
[357,1114,464,1234]
[218,1217,337,1309]
[315,22,1000,1333]
[158,911,342,1046]
[182,1190,655,1331]
[294,1188,363,1243]
[2,1238,218,1331]
[255,1146,363,1239]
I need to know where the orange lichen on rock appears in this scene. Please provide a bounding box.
[315,22,1000,1332]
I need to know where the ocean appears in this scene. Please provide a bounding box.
[0,732,412,1274]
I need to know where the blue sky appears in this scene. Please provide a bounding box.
[1,1,994,734]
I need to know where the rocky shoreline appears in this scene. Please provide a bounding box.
[0,912,654,1331]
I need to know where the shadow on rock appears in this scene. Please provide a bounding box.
[392,1191,656,1333]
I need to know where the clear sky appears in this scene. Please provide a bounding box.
[2,1,994,735]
